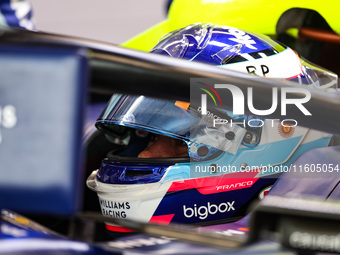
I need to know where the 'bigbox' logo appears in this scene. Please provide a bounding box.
[183,201,235,220]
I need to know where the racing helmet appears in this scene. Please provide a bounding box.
[87,23,336,233]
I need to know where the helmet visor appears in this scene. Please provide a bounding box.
[96,94,246,156]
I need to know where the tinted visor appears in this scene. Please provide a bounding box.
[96,94,246,156]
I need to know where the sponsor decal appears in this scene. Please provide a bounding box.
[99,198,130,218]
[216,180,254,191]
[168,171,259,194]
[183,201,235,220]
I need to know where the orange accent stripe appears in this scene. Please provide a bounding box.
[238,227,250,232]
[175,101,190,110]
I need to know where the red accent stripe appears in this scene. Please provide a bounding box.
[168,170,260,194]
[150,214,174,224]
[287,73,300,80]
[105,224,135,233]
[105,215,175,233]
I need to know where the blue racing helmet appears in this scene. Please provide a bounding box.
[87,23,336,233]
[151,23,337,86]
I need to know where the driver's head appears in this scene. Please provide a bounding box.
[87,23,335,234]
